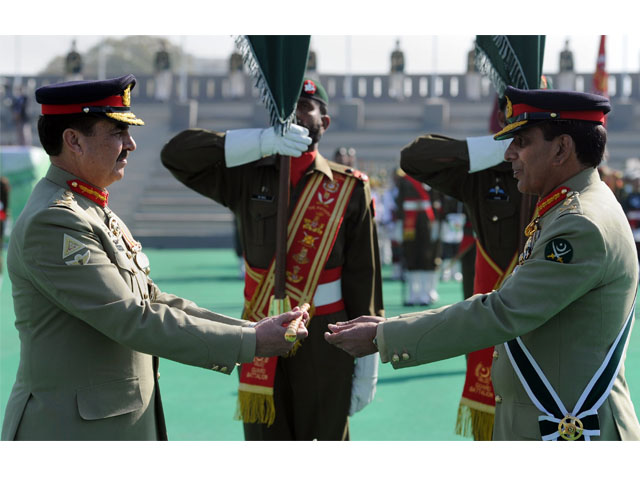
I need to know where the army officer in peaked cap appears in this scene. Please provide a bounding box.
[326,86,640,440]
[1,74,309,441]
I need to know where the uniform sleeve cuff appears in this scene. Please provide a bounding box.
[237,326,257,364]
[375,323,389,363]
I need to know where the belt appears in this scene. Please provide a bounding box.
[402,200,432,211]
[244,264,344,316]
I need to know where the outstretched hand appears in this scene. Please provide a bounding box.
[324,315,384,358]
[254,306,309,358]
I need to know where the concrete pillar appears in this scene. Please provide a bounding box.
[338,99,365,131]
[171,100,198,130]
[423,98,450,130]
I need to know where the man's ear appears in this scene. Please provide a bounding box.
[554,134,574,165]
[62,128,83,155]
[322,115,331,131]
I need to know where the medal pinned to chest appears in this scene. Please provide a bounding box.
[519,217,541,265]
[105,207,150,275]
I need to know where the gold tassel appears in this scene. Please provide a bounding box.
[455,404,494,441]
[235,391,276,427]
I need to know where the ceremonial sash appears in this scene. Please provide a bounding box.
[237,170,356,426]
[504,292,636,440]
[402,176,435,241]
[456,240,518,441]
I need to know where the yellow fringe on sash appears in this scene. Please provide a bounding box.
[235,390,276,427]
[455,403,495,441]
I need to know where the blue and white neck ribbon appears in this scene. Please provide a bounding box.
[504,294,636,441]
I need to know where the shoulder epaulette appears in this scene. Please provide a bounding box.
[557,191,582,216]
[331,162,369,183]
[50,188,77,210]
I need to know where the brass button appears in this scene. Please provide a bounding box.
[492,350,499,359]
[392,354,400,363]
[126,251,133,258]
[220,366,228,373]
[492,215,499,222]
[143,293,149,299]
[401,352,410,361]
[495,394,503,404]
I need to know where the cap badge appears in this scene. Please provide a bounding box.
[505,96,513,120]
[122,85,131,107]
[303,80,317,95]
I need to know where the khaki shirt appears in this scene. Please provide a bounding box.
[377,168,640,440]
[2,165,256,440]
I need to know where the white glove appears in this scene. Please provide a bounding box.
[466,135,511,173]
[225,125,311,167]
[349,352,379,416]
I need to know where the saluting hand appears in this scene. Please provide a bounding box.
[324,316,384,358]
[254,307,309,357]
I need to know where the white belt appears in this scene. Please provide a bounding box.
[314,279,342,306]
[403,200,432,211]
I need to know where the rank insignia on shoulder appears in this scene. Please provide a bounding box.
[545,238,573,264]
[65,250,91,266]
[62,234,86,258]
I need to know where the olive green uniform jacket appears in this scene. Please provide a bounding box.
[377,168,640,440]
[2,165,256,441]
[161,129,383,440]
[400,134,535,272]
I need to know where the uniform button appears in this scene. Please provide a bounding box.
[392,354,400,363]
[220,366,228,373]
[211,365,219,371]
[143,293,149,299]
[495,394,502,404]
[492,215,499,222]
[157,371,161,380]
[402,352,410,360]
[492,350,499,359]
[126,251,133,258]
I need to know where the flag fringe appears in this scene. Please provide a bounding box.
[235,390,276,427]
[475,35,530,97]
[233,35,296,136]
[455,403,494,441]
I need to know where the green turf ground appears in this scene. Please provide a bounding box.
[1,248,639,441]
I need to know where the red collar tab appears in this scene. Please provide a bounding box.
[291,151,317,186]
[536,185,571,218]
[510,103,605,124]
[66,179,109,207]
[42,95,126,115]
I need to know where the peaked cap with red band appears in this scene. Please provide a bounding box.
[35,74,144,126]
[494,86,610,140]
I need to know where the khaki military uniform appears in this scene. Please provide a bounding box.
[161,129,384,440]
[2,165,256,441]
[377,168,640,440]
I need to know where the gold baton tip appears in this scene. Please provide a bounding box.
[284,303,310,342]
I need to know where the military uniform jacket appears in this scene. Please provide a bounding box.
[395,173,442,270]
[400,134,535,270]
[161,129,384,321]
[377,168,640,440]
[2,165,256,441]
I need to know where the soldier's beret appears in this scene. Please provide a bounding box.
[494,86,610,140]
[35,74,144,126]
[300,78,328,106]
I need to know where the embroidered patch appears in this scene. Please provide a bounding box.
[62,234,86,258]
[544,238,573,264]
[65,250,91,266]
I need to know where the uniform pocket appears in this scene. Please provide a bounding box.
[76,377,143,420]
[248,201,277,246]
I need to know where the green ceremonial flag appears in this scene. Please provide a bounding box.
[235,35,311,134]
[475,35,546,96]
